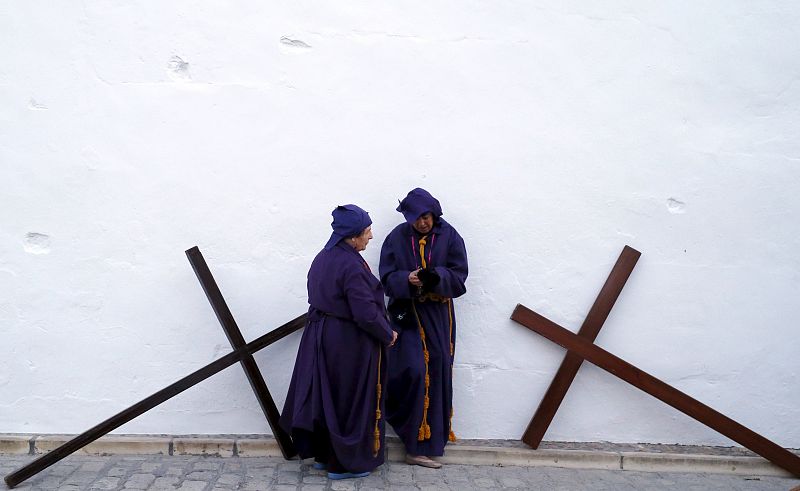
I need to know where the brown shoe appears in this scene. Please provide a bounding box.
[405,454,442,469]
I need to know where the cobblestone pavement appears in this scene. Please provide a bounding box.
[2,454,798,491]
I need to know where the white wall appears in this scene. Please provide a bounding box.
[2,1,799,448]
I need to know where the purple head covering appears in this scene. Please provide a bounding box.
[396,188,443,224]
[324,204,372,250]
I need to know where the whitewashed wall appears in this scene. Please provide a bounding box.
[1,2,799,448]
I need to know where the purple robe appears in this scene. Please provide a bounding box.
[280,242,394,473]
[379,218,468,456]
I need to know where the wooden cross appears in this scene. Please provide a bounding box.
[511,245,800,477]
[5,247,304,488]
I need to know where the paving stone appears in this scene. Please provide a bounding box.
[277,461,302,472]
[276,470,300,484]
[139,461,161,472]
[79,460,107,472]
[122,472,156,489]
[500,476,529,487]
[43,464,79,477]
[176,480,208,490]
[302,473,327,484]
[88,476,121,489]
[222,461,243,472]
[30,476,64,489]
[418,485,450,491]
[186,470,217,480]
[107,466,129,477]
[216,472,244,485]
[62,471,99,485]
[330,479,358,490]
[246,467,276,480]
[360,475,388,488]
[151,475,180,488]
[192,460,223,471]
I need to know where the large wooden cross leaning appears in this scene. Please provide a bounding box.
[511,245,800,477]
[5,247,305,488]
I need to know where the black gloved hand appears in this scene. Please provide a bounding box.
[417,267,440,292]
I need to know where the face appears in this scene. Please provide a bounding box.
[412,213,434,234]
[350,226,373,252]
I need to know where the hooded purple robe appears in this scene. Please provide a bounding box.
[379,189,468,456]
[280,207,394,473]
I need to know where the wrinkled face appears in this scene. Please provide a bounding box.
[413,212,434,234]
[350,226,373,252]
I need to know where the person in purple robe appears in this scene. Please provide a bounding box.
[280,204,398,480]
[379,188,468,469]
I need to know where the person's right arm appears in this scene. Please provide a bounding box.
[379,232,415,299]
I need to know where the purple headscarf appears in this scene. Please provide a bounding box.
[324,204,372,250]
[396,188,443,224]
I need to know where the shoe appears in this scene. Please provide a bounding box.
[327,471,370,480]
[405,454,442,469]
[312,462,327,470]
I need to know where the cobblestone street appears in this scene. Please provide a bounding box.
[3,454,799,490]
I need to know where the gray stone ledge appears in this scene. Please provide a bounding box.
[0,435,32,455]
[31,435,170,456]
[0,434,795,477]
[173,437,234,458]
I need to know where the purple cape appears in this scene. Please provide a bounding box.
[280,242,394,472]
[379,217,468,456]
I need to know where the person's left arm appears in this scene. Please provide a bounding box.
[343,264,396,346]
[430,231,468,298]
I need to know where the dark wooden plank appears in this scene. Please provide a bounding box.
[523,245,641,448]
[4,314,306,488]
[511,304,800,478]
[185,247,297,459]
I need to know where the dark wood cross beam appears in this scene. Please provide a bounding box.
[523,245,641,448]
[5,247,305,489]
[511,295,800,475]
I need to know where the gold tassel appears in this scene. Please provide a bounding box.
[373,350,382,456]
[448,299,454,357]
[413,301,432,442]
[447,301,457,443]
[448,407,456,442]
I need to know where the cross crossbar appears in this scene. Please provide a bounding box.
[511,303,800,478]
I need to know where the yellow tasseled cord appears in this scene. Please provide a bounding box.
[418,235,428,269]
[447,298,457,442]
[412,301,432,441]
[373,349,382,456]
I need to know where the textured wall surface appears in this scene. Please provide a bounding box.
[1,2,799,447]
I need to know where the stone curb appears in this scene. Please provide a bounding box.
[0,434,793,477]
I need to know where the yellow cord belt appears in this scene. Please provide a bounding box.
[411,297,458,442]
[415,235,457,442]
[373,348,382,456]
